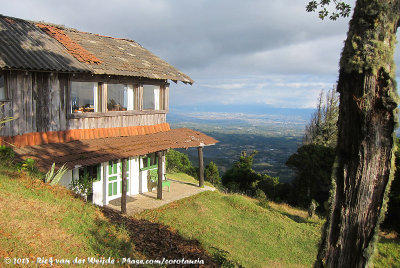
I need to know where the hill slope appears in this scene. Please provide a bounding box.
[0,166,216,266]
[1,164,398,267]
[136,191,322,267]
[136,190,400,268]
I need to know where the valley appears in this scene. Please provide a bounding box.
[168,109,309,183]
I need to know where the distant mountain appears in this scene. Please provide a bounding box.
[170,104,314,119]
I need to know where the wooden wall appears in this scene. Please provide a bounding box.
[0,70,167,137]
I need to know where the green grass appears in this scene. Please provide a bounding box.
[1,162,398,267]
[136,190,400,267]
[136,190,323,267]
[0,165,142,263]
[166,172,214,187]
[374,233,400,268]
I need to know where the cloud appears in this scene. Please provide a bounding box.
[170,75,334,109]
[3,0,399,110]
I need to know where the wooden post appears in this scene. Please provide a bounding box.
[121,158,127,214]
[198,146,204,187]
[157,151,163,200]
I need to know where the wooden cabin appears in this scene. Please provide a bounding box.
[0,15,217,206]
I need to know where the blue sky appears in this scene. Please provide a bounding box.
[3,0,399,109]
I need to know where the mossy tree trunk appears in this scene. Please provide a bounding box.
[315,1,400,267]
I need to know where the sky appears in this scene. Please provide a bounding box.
[2,0,400,110]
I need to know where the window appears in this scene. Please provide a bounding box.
[143,85,160,110]
[142,153,157,170]
[70,80,167,114]
[0,75,6,100]
[107,84,134,111]
[71,81,97,113]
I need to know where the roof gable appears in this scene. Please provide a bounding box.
[0,15,193,84]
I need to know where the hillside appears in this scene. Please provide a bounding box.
[0,164,398,267]
[136,190,400,268]
[0,166,216,266]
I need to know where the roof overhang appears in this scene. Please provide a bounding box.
[13,128,217,172]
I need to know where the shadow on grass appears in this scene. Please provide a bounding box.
[88,217,134,258]
[269,207,319,224]
[97,206,218,266]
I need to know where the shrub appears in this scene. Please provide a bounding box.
[0,145,14,162]
[165,149,198,178]
[205,161,221,186]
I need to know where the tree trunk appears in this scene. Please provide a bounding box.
[315,1,400,267]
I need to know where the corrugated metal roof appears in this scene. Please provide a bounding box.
[0,15,193,84]
[0,16,91,73]
[14,128,218,172]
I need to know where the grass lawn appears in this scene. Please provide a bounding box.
[166,172,214,187]
[136,190,400,267]
[1,163,398,267]
[0,165,143,264]
[137,190,323,267]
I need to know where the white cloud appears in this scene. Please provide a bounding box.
[4,0,399,110]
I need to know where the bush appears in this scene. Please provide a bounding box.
[0,145,14,162]
[254,189,267,201]
[205,161,221,186]
[165,149,197,178]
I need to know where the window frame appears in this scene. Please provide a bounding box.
[68,78,168,118]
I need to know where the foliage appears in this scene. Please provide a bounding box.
[254,189,269,208]
[16,158,37,174]
[258,175,280,200]
[165,149,197,178]
[0,145,14,162]
[0,103,15,128]
[0,163,141,261]
[44,163,68,186]
[303,88,339,147]
[308,199,318,218]
[222,151,259,192]
[223,151,284,202]
[70,171,94,200]
[306,0,351,20]
[286,144,335,211]
[205,161,221,186]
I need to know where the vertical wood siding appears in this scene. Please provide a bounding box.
[0,70,167,136]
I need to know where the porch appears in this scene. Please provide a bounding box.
[107,178,215,215]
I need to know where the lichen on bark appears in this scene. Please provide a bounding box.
[315,0,400,267]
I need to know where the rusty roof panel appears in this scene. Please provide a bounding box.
[0,16,91,73]
[14,128,217,172]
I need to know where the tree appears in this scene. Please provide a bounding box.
[286,144,335,210]
[304,88,339,147]
[308,1,400,267]
[165,149,197,177]
[205,161,221,186]
[222,151,260,192]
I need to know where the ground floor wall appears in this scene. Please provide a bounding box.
[60,154,166,206]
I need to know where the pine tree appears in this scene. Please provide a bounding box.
[303,88,339,147]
